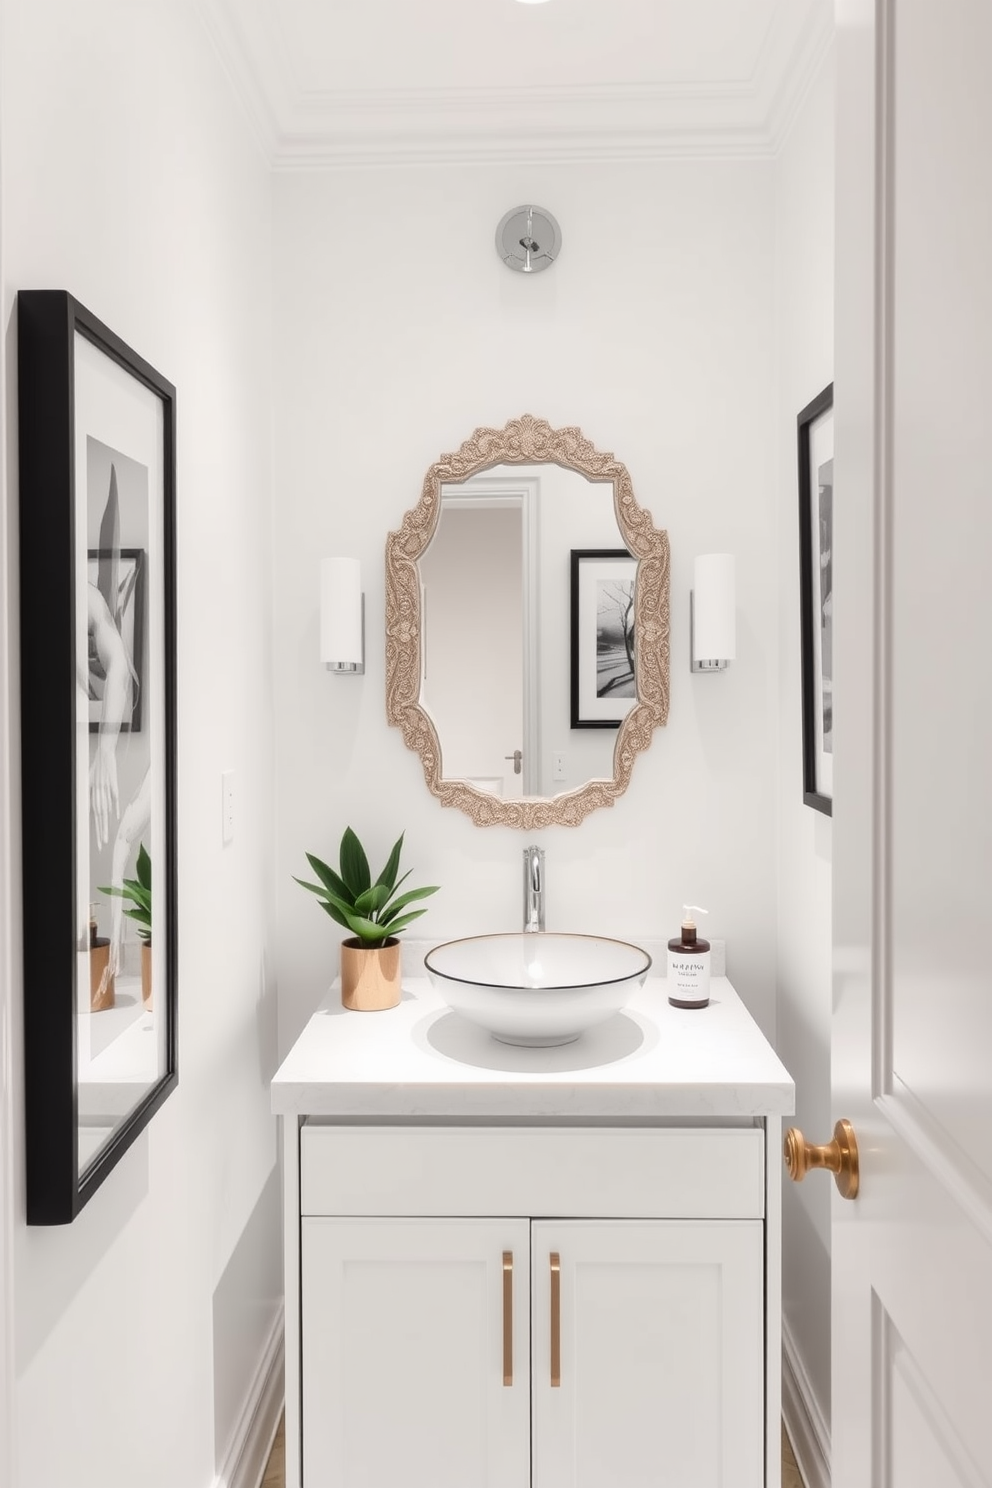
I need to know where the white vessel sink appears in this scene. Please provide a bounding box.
[424,932,652,1047]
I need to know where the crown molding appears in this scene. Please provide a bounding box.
[198,0,289,161]
[199,0,833,170]
[274,83,779,170]
[763,2,835,152]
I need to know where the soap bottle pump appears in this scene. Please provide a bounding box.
[667,906,711,1008]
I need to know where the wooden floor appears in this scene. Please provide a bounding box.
[781,1421,806,1487]
[261,1416,284,1487]
[263,1416,807,1485]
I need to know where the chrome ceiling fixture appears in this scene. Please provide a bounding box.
[495,205,561,273]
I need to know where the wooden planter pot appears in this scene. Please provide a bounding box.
[89,938,115,1012]
[340,937,401,1012]
[141,941,153,1010]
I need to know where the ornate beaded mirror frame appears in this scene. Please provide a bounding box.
[385,415,670,828]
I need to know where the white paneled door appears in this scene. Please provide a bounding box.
[530,1220,764,1488]
[833,2,992,1485]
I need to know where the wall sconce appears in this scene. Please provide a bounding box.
[690,553,736,672]
[320,557,365,674]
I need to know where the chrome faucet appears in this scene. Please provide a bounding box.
[523,845,545,933]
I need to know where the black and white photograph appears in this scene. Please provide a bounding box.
[798,381,834,815]
[570,548,638,728]
[86,436,149,739]
[88,541,146,733]
[17,289,177,1224]
[596,575,636,700]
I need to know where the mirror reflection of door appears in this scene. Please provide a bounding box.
[420,464,629,800]
[420,478,538,797]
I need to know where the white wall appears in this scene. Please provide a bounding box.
[271,159,780,1053]
[773,49,835,1462]
[0,2,281,1484]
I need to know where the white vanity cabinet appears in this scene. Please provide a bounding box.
[273,977,794,1488]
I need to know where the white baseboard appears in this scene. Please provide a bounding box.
[782,1314,831,1488]
[212,1305,285,1488]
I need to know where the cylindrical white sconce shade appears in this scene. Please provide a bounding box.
[320,557,364,673]
[691,553,736,671]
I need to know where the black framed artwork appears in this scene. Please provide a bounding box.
[18,290,178,1223]
[570,548,637,729]
[797,381,834,816]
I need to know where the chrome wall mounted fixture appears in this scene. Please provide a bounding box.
[690,553,736,672]
[321,556,365,674]
[495,205,561,273]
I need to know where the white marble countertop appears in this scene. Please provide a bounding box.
[271,976,795,1121]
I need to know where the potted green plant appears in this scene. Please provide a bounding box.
[100,842,152,1009]
[295,827,439,1010]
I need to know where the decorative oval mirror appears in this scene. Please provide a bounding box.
[385,415,670,828]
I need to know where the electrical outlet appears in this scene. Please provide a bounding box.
[552,752,566,782]
[221,770,235,845]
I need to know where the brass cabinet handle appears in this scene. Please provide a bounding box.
[550,1252,561,1387]
[502,1251,513,1386]
[784,1118,860,1200]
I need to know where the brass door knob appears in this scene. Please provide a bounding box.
[784,1118,860,1200]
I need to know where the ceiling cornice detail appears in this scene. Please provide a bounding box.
[198,0,293,160]
[199,0,833,170]
[762,4,834,152]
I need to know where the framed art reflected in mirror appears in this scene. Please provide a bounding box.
[797,382,833,817]
[18,291,177,1224]
[569,548,637,729]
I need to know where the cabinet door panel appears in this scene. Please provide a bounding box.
[531,1220,764,1488]
[302,1217,530,1488]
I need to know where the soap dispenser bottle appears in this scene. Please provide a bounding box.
[667,906,711,1008]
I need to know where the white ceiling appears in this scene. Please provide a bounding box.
[200,0,833,167]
